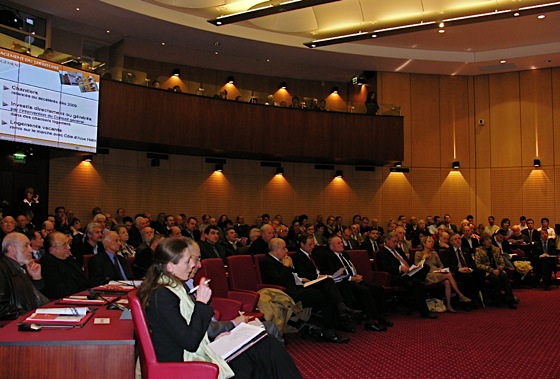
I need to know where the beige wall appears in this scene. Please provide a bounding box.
[49,67,560,228]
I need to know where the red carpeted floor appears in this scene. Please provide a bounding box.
[286,288,560,379]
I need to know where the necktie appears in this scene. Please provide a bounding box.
[212,246,221,258]
[544,241,548,252]
[337,254,356,276]
[529,230,533,240]
[308,253,320,275]
[456,248,467,268]
[391,249,409,269]
[113,255,124,280]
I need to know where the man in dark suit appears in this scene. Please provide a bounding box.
[375,232,435,318]
[199,225,227,263]
[441,233,485,309]
[89,231,134,284]
[315,236,391,331]
[443,214,458,233]
[40,231,95,298]
[361,228,381,259]
[341,228,360,250]
[461,225,480,257]
[221,227,242,257]
[260,238,349,343]
[292,234,361,322]
[183,217,201,242]
[492,230,514,269]
[71,222,105,265]
[533,229,557,290]
[521,218,540,243]
[248,224,275,255]
[134,234,166,278]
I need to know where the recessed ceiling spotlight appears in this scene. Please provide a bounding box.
[76,7,80,11]
[546,59,552,63]
[215,51,219,55]
[266,59,270,62]
[500,60,507,64]
[438,29,445,33]
[161,42,165,46]
[214,42,220,46]
[537,14,546,19]
[438,22,445,28]
[513,12,520,16]
[106,30,110,33]
[371,34,377,38]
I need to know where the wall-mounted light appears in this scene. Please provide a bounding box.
[331,86,339,94]
[452,161,460,169]
[534,159,541,167]
[215,163,224,172]
[227,76,234,84]
[275,167,284,176]
[394,161,402,168]
[279,81,287,89]
[390,167,410,173]
[335,170,343,178]
[172,68,180,77]
[82,154,93,162]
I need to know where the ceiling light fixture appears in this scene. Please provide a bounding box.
[214,163,224,172]
[331,86,339,94]
[172,68,180,77]
[452,161,460,169]
[335,170,343,178]
[275,167,284,176]
[280,81,287,89]
[390,167,410,173]
[208,0,340,26]
[227,76,234,84]
[304,2,560,48]
[82,154,93,162]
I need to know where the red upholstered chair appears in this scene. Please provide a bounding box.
[128,290,219,379]
[196,258,263,318]
[82,254,95,278]
[226,255,284,292]
[346,250,374,284]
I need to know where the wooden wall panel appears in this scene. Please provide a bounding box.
[408,168,441,219]
[474,75,491,168]
[489,168,523,222]
[410,74,441,167]
[381,169,413,222]
[522,167,555,221]
[439,169,471,220]
[520,70,553,168]
[488,72,521,168]
[439,76,470,168]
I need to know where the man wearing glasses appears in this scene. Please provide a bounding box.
[40,231,94,299]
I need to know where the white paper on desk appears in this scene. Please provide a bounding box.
[208,322,266,360]
[34,307,88,316]
[107,280,143,288]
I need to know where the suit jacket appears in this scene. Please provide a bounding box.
[292,249,320,281]
[440,246,476,274]
[474,245,505,274]
[461,236,480,256]
[182,229,201,242]
[375,247,410,286]
[89,251,134,284]
[39,252,94,299]
[315,249,355,278]
[341,238,359,250]
[521,228,540,243]
[533,238,556,256]
[361,238,381,259]
[199,241,227,263]
[221,240,242,257]
[71,234,105,265]
[248,237,269,255]
[259,253,300,298]
[128,227,144,248]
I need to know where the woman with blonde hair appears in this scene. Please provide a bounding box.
[415,235,471,312]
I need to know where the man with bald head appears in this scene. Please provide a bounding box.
[248,224,276,255]
[40,232,94,298]
[0,232,49,319]
[89,231,134,284]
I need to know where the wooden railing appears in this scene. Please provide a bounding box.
[98,80,403,165]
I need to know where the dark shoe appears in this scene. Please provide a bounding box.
[421,313,438,319]
[323,329,350,343]
[513,296,520,304]
[364,321,387,332]
[340,307,362,321]
[337,322,355,333]
[545,286,551,291]
[379,319,393,327]
[508,302,518,310]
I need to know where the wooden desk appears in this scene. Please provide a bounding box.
[0,304,135,379]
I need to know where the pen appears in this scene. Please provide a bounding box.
[189,279,211,294]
